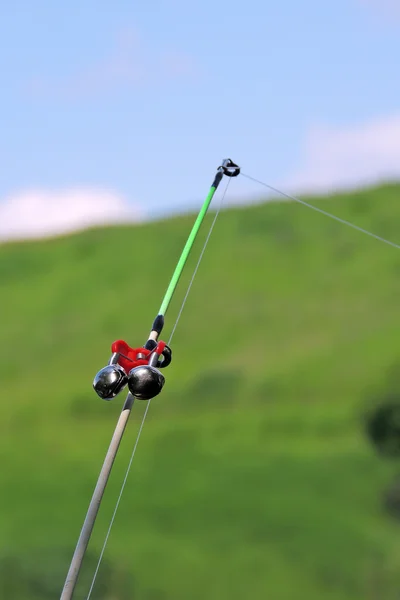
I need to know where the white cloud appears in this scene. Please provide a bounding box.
[284,113,400,194]
[26,28,200,100]
[0,187,141,242]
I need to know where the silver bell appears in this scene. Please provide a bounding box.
[128,365,165,400]
[93,364,128,400]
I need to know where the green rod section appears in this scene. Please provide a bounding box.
[158,176,221,317]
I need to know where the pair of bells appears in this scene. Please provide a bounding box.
[93,363,165,401]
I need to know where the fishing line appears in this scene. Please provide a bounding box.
[241,172,400,250]
[85,177,232,600]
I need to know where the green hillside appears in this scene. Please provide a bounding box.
[1,183,400,599]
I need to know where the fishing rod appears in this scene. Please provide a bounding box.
[60,158,240,600]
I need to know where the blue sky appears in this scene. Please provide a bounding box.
[1,0,400,239]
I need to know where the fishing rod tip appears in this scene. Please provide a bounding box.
[220,159,240,177]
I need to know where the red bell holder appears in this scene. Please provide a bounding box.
[111,339,171,373]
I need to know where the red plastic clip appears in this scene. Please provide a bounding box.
[111,339,167,373]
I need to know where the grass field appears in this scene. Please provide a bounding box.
[1,183,400,598]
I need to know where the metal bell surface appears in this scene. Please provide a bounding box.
[93,364,128,400]
[127,365,165,400]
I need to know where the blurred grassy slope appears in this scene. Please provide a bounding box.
[1,184,400,598]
